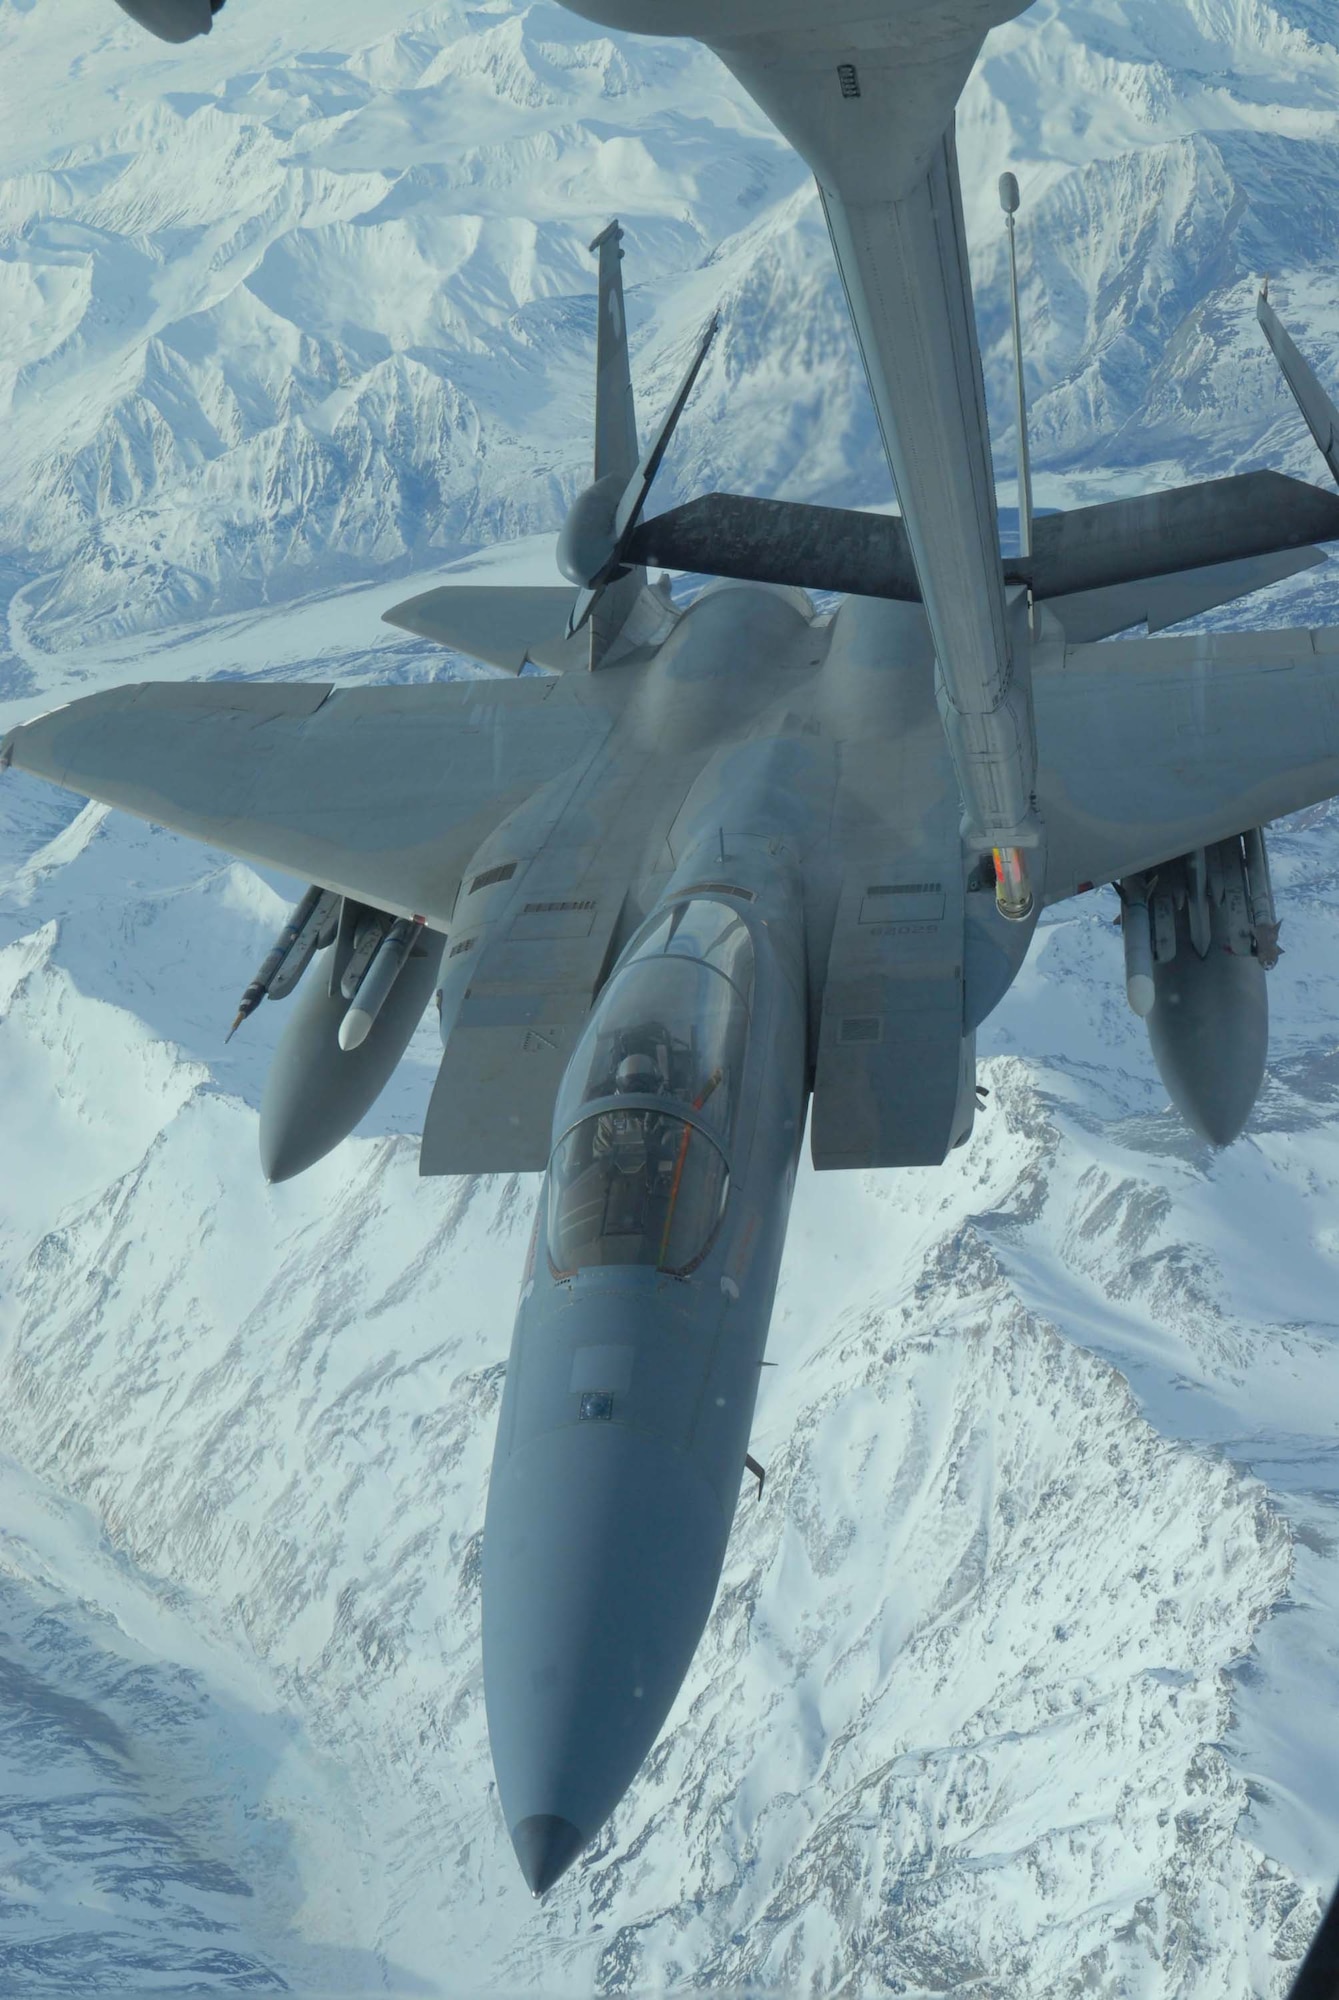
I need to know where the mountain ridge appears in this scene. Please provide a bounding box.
[4,0,1339,1990]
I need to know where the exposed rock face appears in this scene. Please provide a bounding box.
[3,0,1339,1991]
[6,1,1339,642]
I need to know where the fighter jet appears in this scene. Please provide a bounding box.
[16,0,1339,1899]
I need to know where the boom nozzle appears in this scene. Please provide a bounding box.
[993,844,1034,922]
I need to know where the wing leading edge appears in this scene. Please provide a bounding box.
[1038,624,1339,901]
[0,676,616,928]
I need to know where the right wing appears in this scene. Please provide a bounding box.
[1038,625,1339,900]
[0,674,615,927]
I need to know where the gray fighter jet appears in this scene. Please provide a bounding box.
[17,0,1339,1897]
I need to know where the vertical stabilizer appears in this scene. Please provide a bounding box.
[587,220,646,665]
[590,221,641,487]
[1258,285,1339,486]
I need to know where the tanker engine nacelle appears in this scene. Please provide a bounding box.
[1118,828,1278,1147]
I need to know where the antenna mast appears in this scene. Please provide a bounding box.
[999,171,1034,561]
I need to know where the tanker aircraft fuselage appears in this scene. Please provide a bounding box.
[17,0,1339,1899]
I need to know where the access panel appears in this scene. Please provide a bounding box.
[811,841,969,1170]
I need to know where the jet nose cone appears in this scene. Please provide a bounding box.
[511,1814,585,1897]
[484,1422,728,1886]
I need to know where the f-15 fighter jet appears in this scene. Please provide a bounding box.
[20,0,1339,1896]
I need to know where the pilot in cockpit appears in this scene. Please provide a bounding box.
[592,1050,669,1176]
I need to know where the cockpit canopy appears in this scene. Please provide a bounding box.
[553,899,753,1142]
[547,899,754,1277]
[547,1114,729,1277]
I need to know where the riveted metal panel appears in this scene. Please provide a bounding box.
[812,835,966,1169]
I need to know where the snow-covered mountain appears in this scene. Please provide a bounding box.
[7,0,1339,650]
[4,0,1339,1992]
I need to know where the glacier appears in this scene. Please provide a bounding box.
[3,0,1339,1992]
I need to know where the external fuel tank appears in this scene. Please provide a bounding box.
[258,908,444,1182]
[1123,837,1270,1147]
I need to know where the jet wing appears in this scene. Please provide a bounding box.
[0,675,615,928]
[1038,626,1339,900]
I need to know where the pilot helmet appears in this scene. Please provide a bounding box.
[614,1053,659,1095]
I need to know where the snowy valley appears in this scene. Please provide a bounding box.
[2,0,1339,1993]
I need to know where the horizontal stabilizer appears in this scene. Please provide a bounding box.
[383,585,589,674]
[1022,471,1339,599]
[629,473,1339,609]
[1039,621,1339,901]
[1258,287,1339,485]
[1046,546,1325,643]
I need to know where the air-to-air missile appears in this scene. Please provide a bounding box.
[1119,832,1278,1145]
[228,888,444,1183]
[482,832,808,1895]
[226,884,340,1040]
[338,916,428,1052]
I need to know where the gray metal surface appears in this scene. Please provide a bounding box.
[700,2,1035,851]
[1034,622,1339,900]
[1258,285,1339,484]
[590,221,639,488]
[484,839,809,1888]
[11,588,1339,1168]
[629,477,1339,611]
[1146,904,1268,1148]
[1045,548,1325,644]
[1022,472,1339,598]
[630,492,922,599]
[19,0,1339,1908]
[259,932,444,1183]
[112,0,214,41]
[381,584,590,674]
[561,231,718,665]
[581,220,646,667]
[1,676,619,929]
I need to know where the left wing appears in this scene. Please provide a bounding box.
[1038,626,1339,900]
[0,675,616,927]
